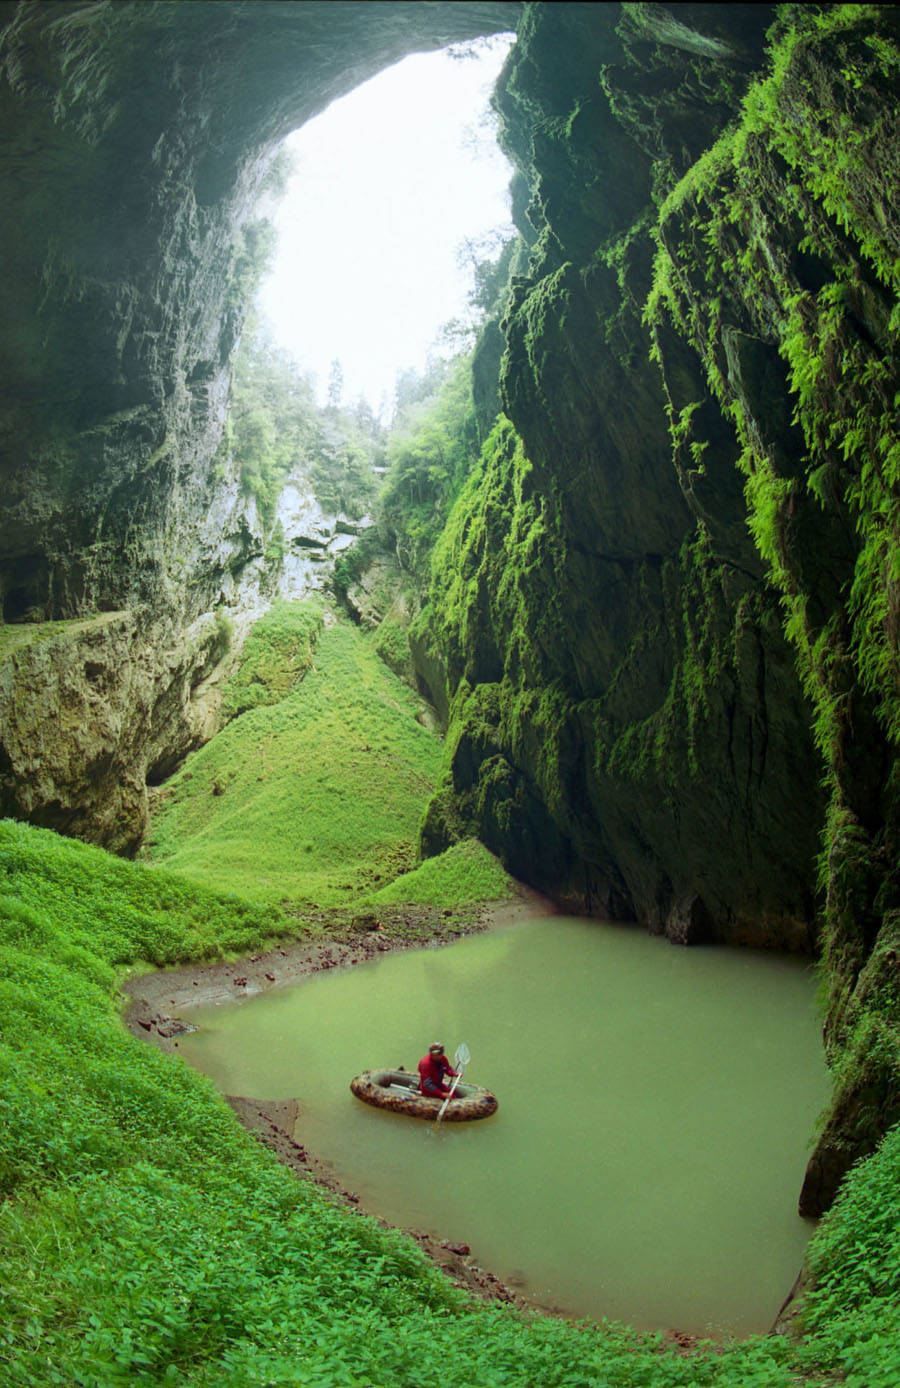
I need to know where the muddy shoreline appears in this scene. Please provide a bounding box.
[123,889,567,1315]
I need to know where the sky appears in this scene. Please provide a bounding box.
[255,35,516,417]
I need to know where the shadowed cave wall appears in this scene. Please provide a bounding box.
[3,1,900,1212]
[0,0,520,846]
[407,0,900,1213]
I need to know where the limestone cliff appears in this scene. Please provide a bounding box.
[0,0,518,842]
[0,0,518,624]
[408,2,900,1210]
[416,2,823,951]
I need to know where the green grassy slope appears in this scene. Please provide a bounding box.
[3,815,900,1385]
[368,836,513,909]
[3,598,899,1384]
[143,611,446,908]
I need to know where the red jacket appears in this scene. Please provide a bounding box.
[418,1052,457,1096]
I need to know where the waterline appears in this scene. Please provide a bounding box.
[178,917,827,1335]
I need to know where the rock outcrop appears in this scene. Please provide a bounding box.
[0,0,518,842]
[0,610,229,852]
[406,1,900,1208]
[0,0,519,622]
[415,2,823,948]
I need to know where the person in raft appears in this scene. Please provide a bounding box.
[418,1041,459,1100]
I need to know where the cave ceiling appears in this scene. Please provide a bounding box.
[0,0,521,615]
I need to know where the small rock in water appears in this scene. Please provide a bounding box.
[156,1018,195,1038]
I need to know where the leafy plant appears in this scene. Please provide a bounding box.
[378,354,481,580]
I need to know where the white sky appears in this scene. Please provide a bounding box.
[255,35,516,416]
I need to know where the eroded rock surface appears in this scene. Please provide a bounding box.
[413,2,822,950]
[405,2,900,1207]
[0,0,520,626]
[0,0,518,843]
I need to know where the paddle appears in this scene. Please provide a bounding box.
[435,1043,470,1127]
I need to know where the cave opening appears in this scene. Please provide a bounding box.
[253,35,517,421]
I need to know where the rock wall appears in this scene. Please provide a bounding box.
[409,2,900,1208]
[0,0,519,623]
[0,0,518,843]
[415,2,823,946]
[0,610,225,852]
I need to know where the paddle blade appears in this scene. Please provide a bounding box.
[455,1043,471,1070]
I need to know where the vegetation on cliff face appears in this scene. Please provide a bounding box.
[6,0,900,1380]
[402,2,824,951]
[375,1,900,1221]
[642,0,900,1214]
[0,0,518,625]
[223,319,384,531]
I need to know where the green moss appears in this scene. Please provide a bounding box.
[644,5,900,780]
[603,534,743,784]
[0,612,124,662]
[145,614,443,910]
[366,838,514,909]
[220,598,322,720]
[372,615,412,680]
[642,0,900,1195]
[423,416,568,691]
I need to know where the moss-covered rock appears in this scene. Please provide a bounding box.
[637,3,900,1204]
[410,6,824,950]
[0,609,235,851]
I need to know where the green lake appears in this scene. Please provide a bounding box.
[177,916,829,1336]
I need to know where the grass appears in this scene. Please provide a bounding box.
[366,837,514,909]
[0,817,291,979]
[219,599,322,719]
[3,588,900,1380]
[4,816,900,1384]
[143,612,445,909]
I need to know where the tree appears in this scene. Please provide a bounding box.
[222,324,381,526]
[378,354,479,576]
[326,359,344,412]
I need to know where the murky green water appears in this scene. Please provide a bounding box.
[178,917,828,1336]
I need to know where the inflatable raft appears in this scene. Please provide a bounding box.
[350,1068,498,1121]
